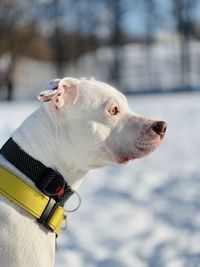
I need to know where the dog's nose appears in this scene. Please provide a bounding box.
[152,121,167,136]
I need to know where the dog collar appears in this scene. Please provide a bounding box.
[0,138,74,236]
[0,166,65,235]
[0,138,73,206]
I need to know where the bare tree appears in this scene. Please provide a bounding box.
[142,0,158,91]
[90,0,137,89]
[95,0,128,87]
[0,0,34,100]
[48,0,65,77]
[41,0,99,77]
[106,0,121,86]
[172,0,197,90]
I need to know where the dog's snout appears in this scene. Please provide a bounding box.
[152,121,167,136]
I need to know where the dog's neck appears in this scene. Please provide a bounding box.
[12,105,88,190]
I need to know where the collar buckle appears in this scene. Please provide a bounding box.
[38,197,59,231]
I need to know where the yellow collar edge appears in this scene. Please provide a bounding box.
[0,166,65,236]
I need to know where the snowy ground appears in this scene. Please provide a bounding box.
[0,93,200,267]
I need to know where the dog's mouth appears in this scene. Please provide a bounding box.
[116,154,136,164]
[107,120,167,165]
[115,135,164,164]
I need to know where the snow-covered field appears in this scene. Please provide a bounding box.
[0,93,200,267]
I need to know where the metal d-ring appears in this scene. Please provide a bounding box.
[65,190,82,213]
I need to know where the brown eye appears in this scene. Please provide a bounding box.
[108,106,119,115]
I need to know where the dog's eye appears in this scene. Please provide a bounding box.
[108,106,119,115]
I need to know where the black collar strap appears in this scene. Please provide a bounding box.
[0,138,74,206]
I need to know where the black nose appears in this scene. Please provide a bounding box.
[152,121,167,136]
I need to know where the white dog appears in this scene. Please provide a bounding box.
[0,77,166,267]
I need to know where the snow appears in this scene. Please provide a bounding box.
[0,92,200,267]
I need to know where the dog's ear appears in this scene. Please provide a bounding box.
[54,77,79,109]
[38,78,79,109]
[37,79,60,102]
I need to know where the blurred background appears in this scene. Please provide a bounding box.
[0,1,200,267]
[1,0,200,99]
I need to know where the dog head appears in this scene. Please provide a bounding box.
[38,77,167,169]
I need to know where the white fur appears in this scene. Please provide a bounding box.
[0,77,165,266]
